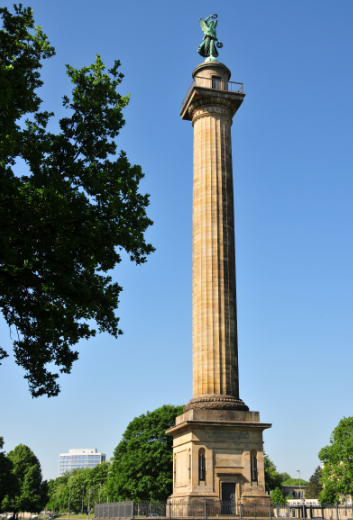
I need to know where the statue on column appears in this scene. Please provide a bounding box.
[198,14,223,61]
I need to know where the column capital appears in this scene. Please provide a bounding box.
[189,97,235,126]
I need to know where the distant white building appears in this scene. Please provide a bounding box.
[58,448,106,476]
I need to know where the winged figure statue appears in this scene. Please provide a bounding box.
[198,14,223,61]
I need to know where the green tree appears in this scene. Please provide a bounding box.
[304,467,322,499]
[319,416,353,504]
[270,487,287,506]
[45,479,58,512]
[0,438,18,512]
[264,454,289,493]
[108,405,184,501]
[46,475,71,513]
[0,5,154,397]
[2,444,47,516]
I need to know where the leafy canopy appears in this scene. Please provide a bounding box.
[264,454,291,493]
[2,443,47,515]
[46,462,111,513]
[0,438,18,513]
[0,5,154,397]
[108,405,184,501]
[319,416,353,504]
[270,487,287,506]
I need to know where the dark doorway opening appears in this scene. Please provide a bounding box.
[221,483,236,514]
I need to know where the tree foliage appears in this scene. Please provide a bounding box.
[46,462,110,513]
[264,454,291,493]
[108,405,184,501]
[0,5,154,397]
[270,487,287,506]
[319,416,353,504]
[2,444,47,515]
[0,438,18,512]
[303,467,322,499]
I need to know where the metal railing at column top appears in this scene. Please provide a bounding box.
[182,76,244,108]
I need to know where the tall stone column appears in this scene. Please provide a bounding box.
[183,61,247,411]
[167,61,271,506]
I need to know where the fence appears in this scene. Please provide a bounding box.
[95,501,353,519]
[95,499,272,519]
[94,501,134,519]
[272,504,353,520]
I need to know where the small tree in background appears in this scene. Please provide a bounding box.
[2,444,47,516]
[271,487,287,506]
[305,466,322,499]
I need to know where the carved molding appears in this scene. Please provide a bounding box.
[184,395,249,412]
[189,97,234,125]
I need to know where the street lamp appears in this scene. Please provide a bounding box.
[81,486,85,515]
[296,469,302,499]
[68,476,74,520]
[107,471,111,503]
[88,488,92,520]
[296,470,305,519]
[52,488,57,514]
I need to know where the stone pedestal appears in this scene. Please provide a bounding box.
[167,409,270,506]
[168,61,271,506]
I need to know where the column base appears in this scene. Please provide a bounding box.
[184,394,249,412]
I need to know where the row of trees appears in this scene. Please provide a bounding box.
[46,463,110,514]
[43,405,183,513]
[2,411,352,514]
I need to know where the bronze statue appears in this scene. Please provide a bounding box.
[198,14,223,61]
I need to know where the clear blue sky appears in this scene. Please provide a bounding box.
[1,0,353,484]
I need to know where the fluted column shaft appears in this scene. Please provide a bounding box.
[192,100,239,400]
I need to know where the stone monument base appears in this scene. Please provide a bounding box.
[166,407,271,506]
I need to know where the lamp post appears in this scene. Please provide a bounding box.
[296,469,302,499]
[68,476,74,520]
[88,488,92,520]
[53,488,57,514]
[107,471,111,504]
[296,470,305,519]
[81,486,84,515]
[99,483,102,504]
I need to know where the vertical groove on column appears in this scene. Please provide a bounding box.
[201,114,207,396]
[215,115,222,396]
[205,113,210,396]
[213,113,217,396]
[222,118,230,395]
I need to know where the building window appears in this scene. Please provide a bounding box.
[199,449,205,482]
